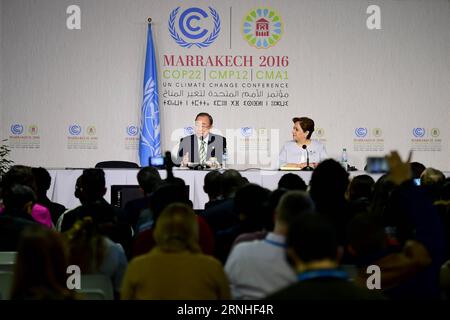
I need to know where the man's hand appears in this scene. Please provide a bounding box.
[181,152,189,167]
[386,150,412,185]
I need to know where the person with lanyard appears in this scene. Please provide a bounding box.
[225,191,315,299]
[267,213,385,300]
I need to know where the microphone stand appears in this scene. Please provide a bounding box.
[301,145,314,171]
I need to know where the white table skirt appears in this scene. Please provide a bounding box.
[47,169,387,210]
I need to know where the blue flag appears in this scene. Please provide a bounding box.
[139,23,161,166]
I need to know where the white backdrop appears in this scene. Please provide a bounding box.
[1,0,449,170]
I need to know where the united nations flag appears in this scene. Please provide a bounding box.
[139,22,161,166]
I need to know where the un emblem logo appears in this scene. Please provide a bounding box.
[241,127,253,137]
[184,127,195,136]
[242,8,284,49]
[11,124,24,135]
[355,128,368,138]
[413,128,425,138]
[127,126,138,137]
[69,125,82,136]
[169,7,221,48]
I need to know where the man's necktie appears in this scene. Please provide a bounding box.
[200,140,207,164]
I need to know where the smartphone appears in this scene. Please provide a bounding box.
[413,178,421,186]
[366,157,389,173]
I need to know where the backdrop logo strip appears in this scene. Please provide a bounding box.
[67,124,98,150]
[353,127,384,152]
[125,125,139,150]
[411,127,441,152]
[8,124,40,149]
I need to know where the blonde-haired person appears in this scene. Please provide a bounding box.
[121,203,230,300]
[65,217,128,298]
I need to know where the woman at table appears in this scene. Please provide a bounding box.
[279,117,328,169]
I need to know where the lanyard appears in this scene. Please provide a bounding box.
[297,269,349,282]
[263,239,287,248]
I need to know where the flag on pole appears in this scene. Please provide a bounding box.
[139,23,161,166]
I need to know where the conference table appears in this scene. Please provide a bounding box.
[47,168,386,210]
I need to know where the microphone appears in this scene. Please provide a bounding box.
[301,145,314,171]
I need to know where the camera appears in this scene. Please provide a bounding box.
[366,157,389,173]
[149,156,166,169]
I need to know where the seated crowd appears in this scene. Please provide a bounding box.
[0,152,449,300]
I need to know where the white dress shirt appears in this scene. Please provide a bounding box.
[224,233,297,299]
[279,140,328,167]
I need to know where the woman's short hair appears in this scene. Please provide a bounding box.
[293,117,315,139]
[154,203,200,253]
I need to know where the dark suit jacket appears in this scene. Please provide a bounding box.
[176,134,227,164]
[0,210,38,251]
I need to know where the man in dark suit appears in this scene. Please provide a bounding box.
[176,112,227,166]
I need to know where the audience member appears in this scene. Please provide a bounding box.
[65,217,128,297]
[420,167,445,203]
[309,159,352,245]
[214,184,270,262]
[57,169,132,256]
[132,180,214,257]
[123,167,162,233]
[0,184,40,251]
[201,169,246,234]
[203,170,224,209]
[347,213,431,294]
[346,174,375,215]
[32,167,66,226]
[278,173,307,191]
[1,165,53,228]
[121,203,230,299]
[267,213,385,300]
[10,225,76,300]
[369,152,445,299]
[225,191,314,299]
[410,162,426,180]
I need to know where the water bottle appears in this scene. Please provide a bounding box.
[341,148,348,171]
[222,149,228,169]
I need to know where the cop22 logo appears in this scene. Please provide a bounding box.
[169,7,221,48]
[242,8,284,49]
